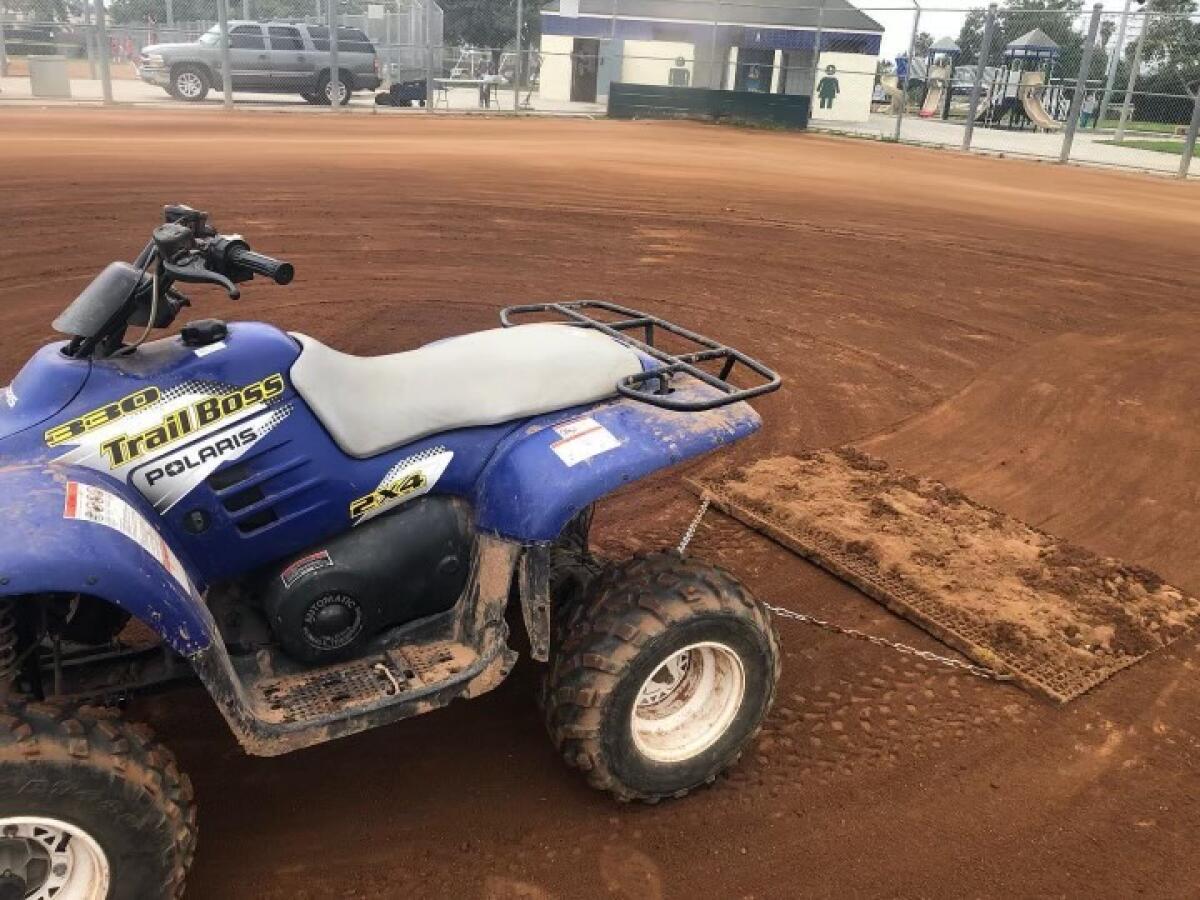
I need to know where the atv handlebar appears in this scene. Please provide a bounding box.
[226,246,294,286]
[60,205,295,359]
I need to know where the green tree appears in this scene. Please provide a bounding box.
[953,0,1115,80]
[2,0,71,21]
[956,0,1085,62]
[440,0,540,49]
[1099,18,1115,48]
[913,31,934,57]
[1136,0,1200,86]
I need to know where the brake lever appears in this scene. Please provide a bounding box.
[162,255,240,299]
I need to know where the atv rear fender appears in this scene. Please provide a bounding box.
[475,385,761,543]
[0,465,213,655]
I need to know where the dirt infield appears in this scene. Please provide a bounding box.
[3,109,1200,898]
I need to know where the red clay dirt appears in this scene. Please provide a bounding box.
[2,109,1200,899]
[692,449,1200,702]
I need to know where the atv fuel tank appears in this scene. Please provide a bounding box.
[0,343,90,443]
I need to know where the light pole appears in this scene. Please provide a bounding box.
[1060,3,1104,163]
[963,3,998,150]
[892,0,921,142]
[1179,76,1200,177]
[1116,0,1150,141]
[1097,0,1134,125]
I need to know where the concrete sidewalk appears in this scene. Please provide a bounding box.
[813,113,1195,178]
[0,74,604,116]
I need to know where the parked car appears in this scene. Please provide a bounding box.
[3,24,85,58]
[136,20,380,104]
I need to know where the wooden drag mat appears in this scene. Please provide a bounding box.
[688,449,1200,703]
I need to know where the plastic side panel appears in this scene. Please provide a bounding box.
[0,343,90,442]
[0,465,214,655]
[475,389,761,542]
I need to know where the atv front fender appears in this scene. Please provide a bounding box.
[0,465,214,655]
[475,387,761,542]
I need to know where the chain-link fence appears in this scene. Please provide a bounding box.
[2,1,1198,176]
[875,3,1200,178]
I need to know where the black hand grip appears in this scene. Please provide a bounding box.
[228,246,294,285]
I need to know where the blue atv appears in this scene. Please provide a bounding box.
[0,206,781,899]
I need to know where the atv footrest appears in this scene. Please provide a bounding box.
[255,641,477,726]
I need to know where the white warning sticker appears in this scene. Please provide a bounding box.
[63,481,194,594]
[550,417,621,467]
[193,340,227,358]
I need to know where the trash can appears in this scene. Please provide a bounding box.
[28,55,72,99]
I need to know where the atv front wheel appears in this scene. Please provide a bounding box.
[544,553,779,802]
[0,702,196,899]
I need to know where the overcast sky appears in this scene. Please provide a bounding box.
[867,0,1143,59]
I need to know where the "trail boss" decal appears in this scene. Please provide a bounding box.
[99,373,284,468]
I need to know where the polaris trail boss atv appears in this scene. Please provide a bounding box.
[0,206,781,899]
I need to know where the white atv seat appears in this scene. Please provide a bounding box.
[289,323,644,458]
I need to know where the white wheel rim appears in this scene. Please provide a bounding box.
[0,817,110,900]
[631,641,746,763]
[176,72,202,98]
[325,80,347,103]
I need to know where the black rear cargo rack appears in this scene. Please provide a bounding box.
[499,301,782,412]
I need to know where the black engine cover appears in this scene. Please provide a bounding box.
[264,496,473,664]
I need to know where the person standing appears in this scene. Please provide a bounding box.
[1080,92,1099,128]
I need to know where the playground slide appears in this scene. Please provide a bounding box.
[919,82,944,117]
[1018,71,1061,132]
[919,65,951,118]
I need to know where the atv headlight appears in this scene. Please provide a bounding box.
[143,53,165,67]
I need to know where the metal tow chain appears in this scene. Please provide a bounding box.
[677,496,1010,683]
[676,496,711,555]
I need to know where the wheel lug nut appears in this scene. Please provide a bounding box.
[52,862,68,877]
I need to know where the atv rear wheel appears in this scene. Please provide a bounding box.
[0,702,196,899]
[544,553,779,802]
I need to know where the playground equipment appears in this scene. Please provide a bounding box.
[1018,70,1062,131]
[879,73,905,114]
[919,38,960,120]
[919,65,952,117]
[979,28,1064,130]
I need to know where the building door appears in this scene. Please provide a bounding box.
[780,49,815,95]
[734,47,774,93]
[571,38,600,102]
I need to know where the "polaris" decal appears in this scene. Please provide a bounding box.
[130,407,290,513]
